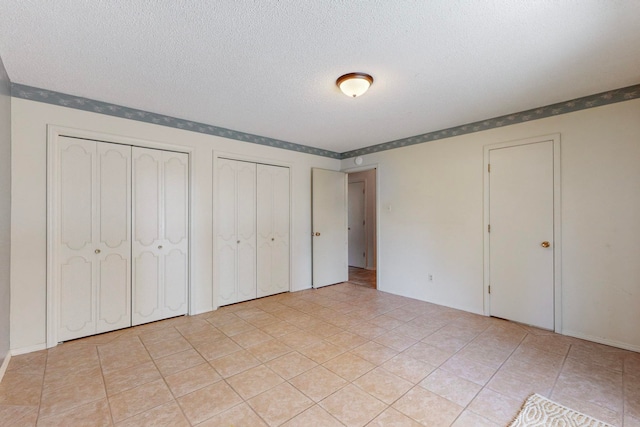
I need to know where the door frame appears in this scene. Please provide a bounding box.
[212,150,294,308]
[46,125,194,348]
[483,134,562,333]
[342,164,379,289]
[347,179,367,268]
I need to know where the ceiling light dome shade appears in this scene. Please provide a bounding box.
[337,73,373,98]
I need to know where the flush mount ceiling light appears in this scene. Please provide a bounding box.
[336,72,374,98]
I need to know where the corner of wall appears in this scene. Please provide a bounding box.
[0,53,12,374]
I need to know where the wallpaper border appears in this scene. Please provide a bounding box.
[10,83,342,159]
[341,83,640,159]
[10,82,640,160]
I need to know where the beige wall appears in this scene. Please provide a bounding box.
[341,99,640,351]
[10,98,340,353]
[0,56,11,368]
[10,94,640,353]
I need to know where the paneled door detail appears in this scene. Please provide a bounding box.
[216,159,257,305]
[489,140,555,330]
[257,164,290,298]
[132,147,189,325]
[57,137,131,341]
[312,168,348,288]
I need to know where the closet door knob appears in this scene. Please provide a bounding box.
[158,245,163,249]
[237,240,240,244]
[271,238,275,241]
[94,249,101,254]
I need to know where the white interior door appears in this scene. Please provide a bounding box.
[216,159,257,305]
[217,158,239,306]
[489,140,554,329]
[312,168,348,288]
[161,151,189,318]
[96,142,132,333]
[132,147,189,325]
[236,161,257,302]
[348,181,366,268]
[257,164,290,298]
[57,137,131,341]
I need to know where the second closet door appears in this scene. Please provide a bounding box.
[132,147,189,325]
[217,159,257,305]
[257,164,290,298]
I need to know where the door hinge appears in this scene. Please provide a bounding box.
[488,285,491,294]
[488,224,491,233]
[363,252,365,257]
[363,220,365,226]
[488,164,491,173]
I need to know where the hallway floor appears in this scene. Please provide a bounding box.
[348,267,376,289]
[1,283,639,426]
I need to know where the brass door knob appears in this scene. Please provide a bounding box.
[315,232,321,236]
[541,241,550,248]
[94,249,101,254]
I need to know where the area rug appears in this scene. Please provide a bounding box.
[509,393,614,427]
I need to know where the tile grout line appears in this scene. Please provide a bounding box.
[34,347,49,425]
[143,326,195,425]
[94,344,117,426]
[549,342,571,401]
[438,325,526,426]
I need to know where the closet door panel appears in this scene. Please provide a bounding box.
[59,257,94,341]
[165,250,187,312]
[164,155,188,245]
[60,140,94,252]
[273,166,290,294]
[98,254,130,330]
[256,165,289,298]
[132,148,164,325]
[162,151,189,317]
[133,151,161,246]
[99,146,130,248]
[132,147,189,324]
[236,162,257,302]
[256,165,274,298]
[96,143,131,332]
[217,244,237,305]
[57,137,132,341]
[134,251,161,320]
[271,241,289,294]
[216,159,238,305]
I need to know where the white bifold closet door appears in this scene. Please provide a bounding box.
[132,147,189,326]
[57,137,132,342]
[217,159,257,305]
[256,164,290,298]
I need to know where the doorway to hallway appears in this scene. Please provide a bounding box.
[347,168,377,289]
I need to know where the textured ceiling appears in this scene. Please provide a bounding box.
[1,1,639,153]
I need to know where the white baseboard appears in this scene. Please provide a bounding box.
[0,352,11,383]
[10,343,47,356]
[562,329,640,353]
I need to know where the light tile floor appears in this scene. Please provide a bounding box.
[1,283,639,426]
